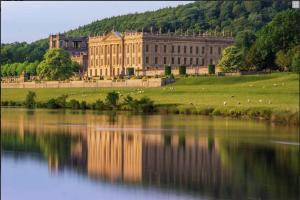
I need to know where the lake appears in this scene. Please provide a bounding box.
[1,108,299,200]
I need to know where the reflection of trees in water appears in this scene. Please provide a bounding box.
[218,140,300,200]
[1,112,299,200]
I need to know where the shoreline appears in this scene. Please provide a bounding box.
[1,105,298,127]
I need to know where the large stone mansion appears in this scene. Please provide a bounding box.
[49,31,233,77]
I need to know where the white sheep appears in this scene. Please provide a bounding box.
[223,101,227,106]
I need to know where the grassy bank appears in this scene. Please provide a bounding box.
[1,73,299,125]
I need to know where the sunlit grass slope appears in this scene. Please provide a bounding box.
[1,73,299,111]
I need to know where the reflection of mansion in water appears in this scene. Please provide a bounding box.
[8,113,222,186]
[86,127,221,186]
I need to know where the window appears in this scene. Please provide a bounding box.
[96,59,98,65]
[138,57,141,65]
[210,59,213,65]
[91,60,94,66]
[133,57,135,65]
[178,46,180,53]
[218,47,221,55]
[133,44,135,53]
[202,47,205,54]
[164,45,167,53]
[196,47,199,54]
[127,58,129,65]
[210,47,213,54]
[190,46,193,54]
[117,68,120,75]
[172,46,174,53]
[96,47,98,55]
[91,48,94,55]
[196,58,199,65]
[184,46,186,53]
[95,69,97,76]
[155,45,158,52]
[105,69,107,76]
[171,57,174,64]
[146,45,149,52]
[164,57,167,64]
[90,69,92,76]
[155,57,158,64]
[100,69,102,76]
[178,57,180,64]
[190,58,193,65]
[184,58,187,65]
[202,58,205,65]
[146,57,149,64]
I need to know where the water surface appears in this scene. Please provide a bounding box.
[1,108,299,200]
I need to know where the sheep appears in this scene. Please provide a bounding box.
[223,101,227,106]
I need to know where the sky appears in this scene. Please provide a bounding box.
[1,1,193,44]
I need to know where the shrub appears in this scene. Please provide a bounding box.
[105,91,119,109]
[208,64,215,74]
[45,95,68,109]
[137,97,155,113]
[1,101,9,106]
[127,67,134,76]
[179,66,186,75]
[92,99,105,110]
[80,101,88,109]
[46,99,59,109]
[68,99,80,109]
[164,66,171,76]
[24,91,36,109]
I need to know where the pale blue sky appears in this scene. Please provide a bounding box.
[1,1,193,43]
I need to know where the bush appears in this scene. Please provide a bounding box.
[24,91,36,109]
[137,97,155,113]
[122,95,156,113]
[208,64,215,74]
[92,99,105,110]
[105,91,119,109]
[179,66,186,75]
[127,68,134,76]
[1,101,9,106]
[68,99,80,109]
[292,53,300,73]
[45,95,68,109]
[80,101,88,109]
[164,66,171,76]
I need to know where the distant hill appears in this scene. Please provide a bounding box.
[0,1,292,64]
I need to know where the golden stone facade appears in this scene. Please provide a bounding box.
[88,31,234,77]
[49,31,233,77]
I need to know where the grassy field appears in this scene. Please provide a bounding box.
[2,72,299,111]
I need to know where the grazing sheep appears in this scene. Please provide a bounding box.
[268,100,272,104]
[231,95,235,98]
[238,102,241,105]
[247,99,250,103]
[223,101,227,106]
[259,99,262,103]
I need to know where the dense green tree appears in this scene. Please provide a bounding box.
[37,48,78,80]
[218,46,245,72]
[25,61,40,76]
[291,53,300,73]
[248,10,300,70]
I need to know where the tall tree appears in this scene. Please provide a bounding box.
[37,48,79,80]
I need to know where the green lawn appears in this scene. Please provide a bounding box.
[1,72,299,111]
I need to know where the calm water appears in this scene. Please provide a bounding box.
[1,108,299,200]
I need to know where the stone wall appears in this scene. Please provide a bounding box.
[1,78,174,89]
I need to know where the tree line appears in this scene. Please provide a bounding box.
[218,10,300,72]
